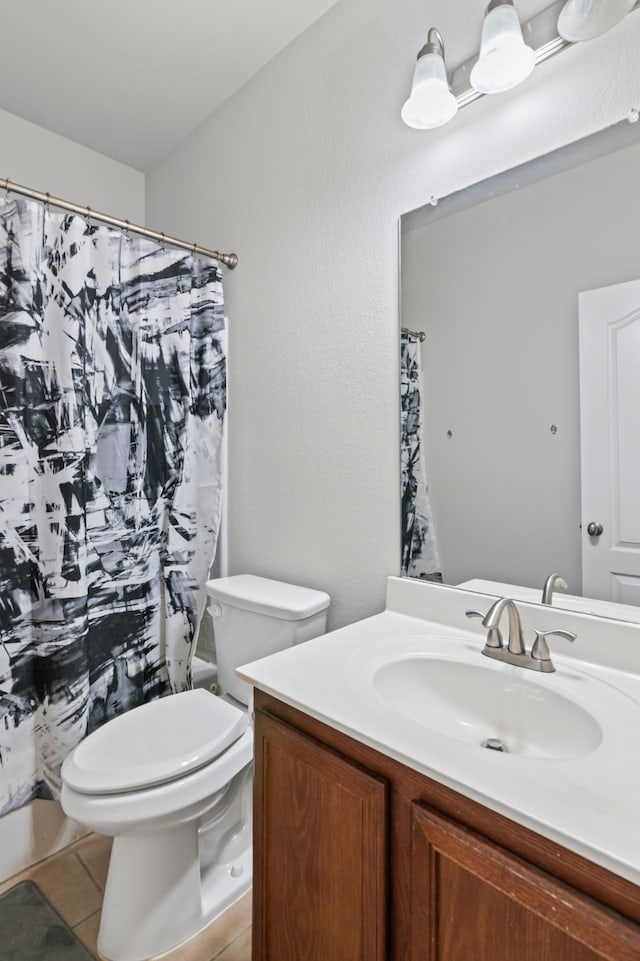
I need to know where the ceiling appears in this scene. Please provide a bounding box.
[0,0,341,171]
[0,0,563,173]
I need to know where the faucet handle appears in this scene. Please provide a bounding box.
[466,609,503,649]
[531,628,577,666]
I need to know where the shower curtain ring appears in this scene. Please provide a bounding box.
[124,219,131,239]
[4,177,11,199]
[45,192,51,213]
[86,205,92,228]
[160,231,166,251]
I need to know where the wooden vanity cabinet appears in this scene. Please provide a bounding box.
[411,804,640,961]
[252,707,387,961]
[253,691,640,961]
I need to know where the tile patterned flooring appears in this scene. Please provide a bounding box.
[0,834,252,960]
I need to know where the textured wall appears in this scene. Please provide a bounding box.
[0,107,145,223]
[146,0,640,631]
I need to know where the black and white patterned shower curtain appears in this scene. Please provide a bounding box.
[400,331,442,581]
[0,196,226,815]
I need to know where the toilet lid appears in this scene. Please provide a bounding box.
[61,689,249,795]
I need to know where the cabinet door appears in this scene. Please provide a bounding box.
[411,802,640,961]
[253,711,387,961]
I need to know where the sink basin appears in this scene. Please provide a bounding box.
[344,633,632,762]
[373,656,603,759]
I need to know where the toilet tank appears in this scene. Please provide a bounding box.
[206,574,330,705]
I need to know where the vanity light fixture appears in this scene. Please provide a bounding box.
[401,28,458,129]
[401,0,639,130]
[470,0,535,94]
[557,0,636,41]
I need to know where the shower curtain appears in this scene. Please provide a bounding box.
[400,331,442,581]
[0,196,226,815]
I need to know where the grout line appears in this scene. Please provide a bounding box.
[0,831,91,888]
[71,850,103,895]
[72,909,102,961]
[66,850,105,927]
[73,847,108,893]
[209,923,252,961]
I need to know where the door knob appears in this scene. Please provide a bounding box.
[586,522,603,537]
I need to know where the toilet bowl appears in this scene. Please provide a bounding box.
[60,574,330,961]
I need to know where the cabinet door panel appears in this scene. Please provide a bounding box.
[254,711,387,961]
[411,803,640,961]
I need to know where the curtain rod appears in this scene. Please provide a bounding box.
[2,176,238,270]
[401,327,426,342]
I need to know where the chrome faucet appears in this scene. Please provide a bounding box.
[541,573,568,605]
[466,596,576,673]
[481,596,525,655]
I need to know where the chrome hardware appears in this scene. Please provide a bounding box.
[481,737,508,752]
[468,597,578,673]
[482,597,525,656]
[465,609,502,648]
[587,521,604,537]
[531,629,577,672]
[541,572,568,605]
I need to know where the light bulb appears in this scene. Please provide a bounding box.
[401,29,458,130]
[557,0,635,41]
[470,0,535,95]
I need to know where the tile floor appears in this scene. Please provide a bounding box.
[0,834,252,960]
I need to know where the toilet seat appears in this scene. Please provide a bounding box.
[61,728,254,838]
[62,689,248,795]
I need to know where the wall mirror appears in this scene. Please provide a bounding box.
[399,115,640,620]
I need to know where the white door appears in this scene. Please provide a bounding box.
[579,278,640,603]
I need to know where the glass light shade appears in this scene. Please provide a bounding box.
[401,51,458,129]
[557,0,635,41]
[470,2,535,94]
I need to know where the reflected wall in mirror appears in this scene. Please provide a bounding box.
[400,117,640,615]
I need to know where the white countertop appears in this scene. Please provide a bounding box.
[459,577,640,623]
[238,576,640,886]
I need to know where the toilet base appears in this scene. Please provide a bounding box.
[97,826,252,961]
[96,765,254,961]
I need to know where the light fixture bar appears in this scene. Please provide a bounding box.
[450,0,639,110]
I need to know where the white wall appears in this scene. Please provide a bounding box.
[0,107,145,222]
[146,0,640,631]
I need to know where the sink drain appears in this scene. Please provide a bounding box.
[481,737,509,753]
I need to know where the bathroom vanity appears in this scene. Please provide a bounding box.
[239,578,640,961]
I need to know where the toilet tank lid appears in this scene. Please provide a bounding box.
[206,574,330,620]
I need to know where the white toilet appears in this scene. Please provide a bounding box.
[60,574,330,961]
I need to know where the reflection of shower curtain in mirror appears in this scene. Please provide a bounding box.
[400,331,442,581]
[0,196,226,815]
